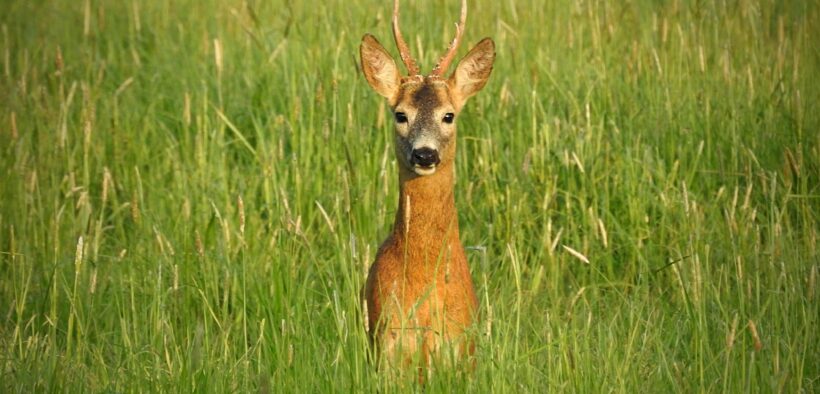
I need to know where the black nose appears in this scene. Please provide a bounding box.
[411,147,440,167]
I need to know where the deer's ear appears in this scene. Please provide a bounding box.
[360,34,401,100]
[448,38,495,107]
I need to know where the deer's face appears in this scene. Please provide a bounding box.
[390,79,458,175]
[360,35,495,176]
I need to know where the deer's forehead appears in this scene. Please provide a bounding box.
[395,81,452,113]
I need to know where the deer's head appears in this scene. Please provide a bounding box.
[360,0,495,176]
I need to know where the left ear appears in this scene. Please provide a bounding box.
[448,38,495,109]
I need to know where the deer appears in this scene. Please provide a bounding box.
[359,0,495,378]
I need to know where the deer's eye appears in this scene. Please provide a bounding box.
[395,112,408,124]
[442,113,455,124]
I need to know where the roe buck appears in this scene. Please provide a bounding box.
[360,0,495,374]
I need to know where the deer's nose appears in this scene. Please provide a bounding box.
[411,147,440,168]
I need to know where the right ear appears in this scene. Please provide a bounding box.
[448,38,495,108]
[360,34,401,100]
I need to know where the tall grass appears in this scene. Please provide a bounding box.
[1,0,817,391]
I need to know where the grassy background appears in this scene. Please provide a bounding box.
[1,0,818,391]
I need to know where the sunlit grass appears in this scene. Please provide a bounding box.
[1,0,818,391]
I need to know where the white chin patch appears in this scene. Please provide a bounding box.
[413,165,437,176]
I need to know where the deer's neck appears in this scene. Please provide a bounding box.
[391,163,461,253]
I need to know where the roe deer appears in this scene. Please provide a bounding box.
[359,0,495,376]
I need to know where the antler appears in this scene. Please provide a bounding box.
[429,0,467,77]
[392,0,420,76]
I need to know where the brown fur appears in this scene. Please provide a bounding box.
[360,29,495,378]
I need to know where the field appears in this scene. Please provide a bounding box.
[1,0,818,391]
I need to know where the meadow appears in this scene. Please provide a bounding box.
[1,0,818,391]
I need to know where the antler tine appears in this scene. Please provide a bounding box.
[430,0,467,77]
[392,0,420,76]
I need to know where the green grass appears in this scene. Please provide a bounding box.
[1,0,818,391]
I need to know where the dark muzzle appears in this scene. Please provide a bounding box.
[411,147,440,168]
